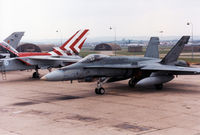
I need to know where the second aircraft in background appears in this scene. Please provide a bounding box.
[0,29,89,78]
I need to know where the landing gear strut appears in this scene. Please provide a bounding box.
[155,84,163,90]
[32,68,40,78]
[95,78,109,95]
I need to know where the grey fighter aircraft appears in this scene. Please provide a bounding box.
[42,36,200,95]
[0,29,89,79]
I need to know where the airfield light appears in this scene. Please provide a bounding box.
[56,29,63,46]
[109,26,117,56]
[186,22,194,59]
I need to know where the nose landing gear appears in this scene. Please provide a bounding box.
[128,77,137,88]
[95,78,109,95]
[95,87,105,95]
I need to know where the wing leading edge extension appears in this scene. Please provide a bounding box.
[84,64,142,69]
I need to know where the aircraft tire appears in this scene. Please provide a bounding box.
[95,88,105,95]
[128,79,136,88]
[32,72,40,78]
[99,88,105,95]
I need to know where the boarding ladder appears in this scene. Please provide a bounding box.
[0,60,6,80]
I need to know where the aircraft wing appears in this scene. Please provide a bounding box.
[15,56,81,67]
[17,56,81,63]
[141,64,200,75]
[84,62,200,75]
[84,64,141,69]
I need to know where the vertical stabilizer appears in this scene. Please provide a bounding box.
[3,32,24,49]
[144,37,160,58]
[161,36,190,64]
[49,29,89,56]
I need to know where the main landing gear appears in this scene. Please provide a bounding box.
[128,77,137,88]
[32,68,40,78]
[95,78,109,95]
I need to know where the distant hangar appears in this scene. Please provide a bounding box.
[94,43,121,51]
[16,43,41,52]
[0,43,56,54]
[16,43,56,52]
[128,45,143,52]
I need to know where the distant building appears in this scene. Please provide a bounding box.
[128,45,143,52]
[17,43,42,52]
[36,44,56,52]
[17,43,56,52]
[94,43,121,51]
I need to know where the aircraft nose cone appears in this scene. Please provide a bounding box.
[41,70,64,81]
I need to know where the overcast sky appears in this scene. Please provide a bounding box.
[0,0,200,41]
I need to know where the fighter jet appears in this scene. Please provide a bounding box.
[42,36,200,95]
[0,29,89,79]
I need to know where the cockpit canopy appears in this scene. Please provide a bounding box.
[79,54,108,63]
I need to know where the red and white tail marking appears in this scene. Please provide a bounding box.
[49,29,89,56]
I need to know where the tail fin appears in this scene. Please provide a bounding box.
[161,36,190,64]
[3,32,24,49]
[49,29,89,56]
[144,37,159,58]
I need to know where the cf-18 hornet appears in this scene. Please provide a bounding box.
[42,36,200,95]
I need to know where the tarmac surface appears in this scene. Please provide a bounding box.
[1,70,200,135]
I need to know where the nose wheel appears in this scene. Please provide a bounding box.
[95,88,105,95]
[95,77,109,95]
